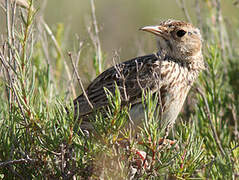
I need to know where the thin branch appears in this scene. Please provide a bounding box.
[5,0,12,45]
[231,144,239,152]
[196,87,226,157]
[135,59,143,91]
[75,35,83,69]
[68,52,93,109]
[176,0,192,23]
[195,0,202,30]
[70,37,84,92]
[37,137,61,156]
[113,63,129,102]
[111,51,129,103]
[0,52,27,121]
[215,0,226,59]
[40,18,76,97]
[11,0,17,42]
[90,0,102,73]
[230,102,239,139]
[5,0,13,108]
[0,156,38,167]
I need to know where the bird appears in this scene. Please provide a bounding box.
[73,19,205,132]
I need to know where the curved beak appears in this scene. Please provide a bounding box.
[140,25,167,37]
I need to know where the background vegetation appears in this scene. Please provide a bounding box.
[0,0,239,179]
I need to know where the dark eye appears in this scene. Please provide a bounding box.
[176,30,186,37]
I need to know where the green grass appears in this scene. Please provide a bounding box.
[0,0,239,179]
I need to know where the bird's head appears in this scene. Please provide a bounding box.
[141,20,202,61]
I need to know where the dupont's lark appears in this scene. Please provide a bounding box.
[74,19,204,131]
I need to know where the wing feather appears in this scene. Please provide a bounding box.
[74,53,164,117]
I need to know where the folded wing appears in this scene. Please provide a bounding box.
[73,53,164,118]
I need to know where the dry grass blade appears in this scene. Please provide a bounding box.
[40,18,76,96]
[68,52,93,109]
[90,0,102,73]
[175,0,192,23]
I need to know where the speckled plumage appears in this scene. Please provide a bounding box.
[74,19,204,130]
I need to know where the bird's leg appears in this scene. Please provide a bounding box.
[163,122,172,140]
[158,123,177,148]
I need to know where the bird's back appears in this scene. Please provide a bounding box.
[74,53,163,120]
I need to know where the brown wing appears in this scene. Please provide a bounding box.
[74,53,164,117]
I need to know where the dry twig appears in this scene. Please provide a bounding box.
[89,0,103,73]
[40,18,76,97]
[0,156,38,167]
[68,52,93,109]
[175,0,192,23]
